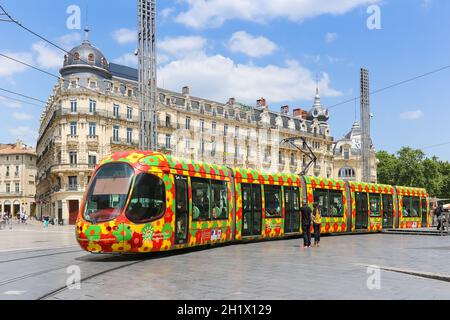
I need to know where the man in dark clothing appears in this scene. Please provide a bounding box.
[300,201,312,248]
[436,203,445,231]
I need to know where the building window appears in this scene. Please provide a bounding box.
[15,166,19,177]
[6,183,10,193]
[185,138,191,150]
[6,166,9,177]
[15,183,20,193]
[89,81,97,88]
[16,155,19,161]
[165,114,171,127]
[88,53,95,62]
[113,104,120,117]
[235,126,239,138]
[224,142,228,154]
[89,122,96,137]
[279,151,284,164]
[70,122,77,136]
[290,153,295,166]
[200,140,205,155]
[89,99,96,113]
[69,152,77,165]
[200,119,205,132]
[127,128,133,144]
[212,122,216,134]
[70,99,77,112]
[73,52,80,61]
[344,148,350,160]
[68,176,78,191]
[185,117,191,130]
[165,134,171,149]
[88,155,97,167]
[224,124,228,136]
[211,141,216,156]
[127,106,132,120]
[235,144,240,157]
[113,126,119,142]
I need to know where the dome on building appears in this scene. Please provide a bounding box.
[307,88,329,122]
[61,29,110,74]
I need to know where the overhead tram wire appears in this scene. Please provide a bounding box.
[0,94,46,108]
[0,52,132,103]
[419,141,450,150]
[0,87,47,105]
[328,64,450,110]
[0,4,151,98]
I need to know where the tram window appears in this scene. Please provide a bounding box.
[402,197,411,217]
[411,197,420,218]
[192,178,211,221]
[313,189,329,217]
[329,190,343,217]
[211,180,228,220]
[126,174,166,224]
[264,185,282,218]
[382,194,394,214]
[84,163,134,223]
[369,193,381,217]
[421,198,428,217]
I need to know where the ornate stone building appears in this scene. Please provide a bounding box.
[0,140,36,217]
[333,121,378,183]
[36,37,372,224]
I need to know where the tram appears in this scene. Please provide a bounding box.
[76,151,430,253]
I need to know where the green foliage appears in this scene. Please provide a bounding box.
[376,147,450,198]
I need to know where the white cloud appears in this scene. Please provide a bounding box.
[161,7,175,20]
[112,28,137,45]
[12,112,33,121]
[0,52,33,77]
[32,41,64,69]
[112,53,138,67]
[325,32,339,44]
[228,31,277,58]
[159,36,208,58]
[400,110,424,120]
[176,0,379,29]
[9,126,38,140]
[58,33,82,50]
[158,53,341,105]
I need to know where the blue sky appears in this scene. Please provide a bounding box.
[0,0,449,161]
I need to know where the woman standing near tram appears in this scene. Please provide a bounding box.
[312,203,322,247]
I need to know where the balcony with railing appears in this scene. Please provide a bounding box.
[67,135,79,145]
[87,135,99,146]
[110,137,139,147]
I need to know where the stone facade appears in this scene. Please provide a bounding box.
[36,38,374,224]
[0,140,37,217]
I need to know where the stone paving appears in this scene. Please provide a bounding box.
[50,233,450,300]
[1,223,450,300]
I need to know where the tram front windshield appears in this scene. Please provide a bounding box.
[83,163,134,224]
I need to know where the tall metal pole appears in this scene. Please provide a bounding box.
[138,0,157,151]
[360,68,371,182]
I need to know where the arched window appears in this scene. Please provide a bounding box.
[73,52,80,61]
[88,53,95,62]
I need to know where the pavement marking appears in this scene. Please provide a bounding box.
[3,291,26,295]
[356,263,450,282]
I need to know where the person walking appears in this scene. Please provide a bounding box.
[43,214,50,229]
[312,203,322,247]
[436,203,444,231]
[300,201,312,248]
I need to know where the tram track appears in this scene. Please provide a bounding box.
[0,248,82,264]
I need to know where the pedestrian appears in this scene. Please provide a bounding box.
[43,214,50,229]
[436,203,444,231]
[20,210,25,224]
[312,203,322,247]
[300,200,312,248]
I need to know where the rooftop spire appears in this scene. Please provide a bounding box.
[83,5,90,44]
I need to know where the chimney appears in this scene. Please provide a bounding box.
[182,86,190,96]
[293,108,303,118]
[281,105,289,115]
[302,111,308,120]
[228,97,236,106]
[256,98,267,109]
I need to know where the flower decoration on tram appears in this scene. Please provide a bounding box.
[142,224,154,242]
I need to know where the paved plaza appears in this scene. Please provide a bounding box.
[0,222,449,300]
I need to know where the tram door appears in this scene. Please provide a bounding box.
[242,184,262,237]
[284,187,301,234]
[174,176,189,244]
[421,198,428,227]
[355,192,369,230]
[382,194,394,229]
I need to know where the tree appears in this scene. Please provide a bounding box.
[376,151,398,185]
